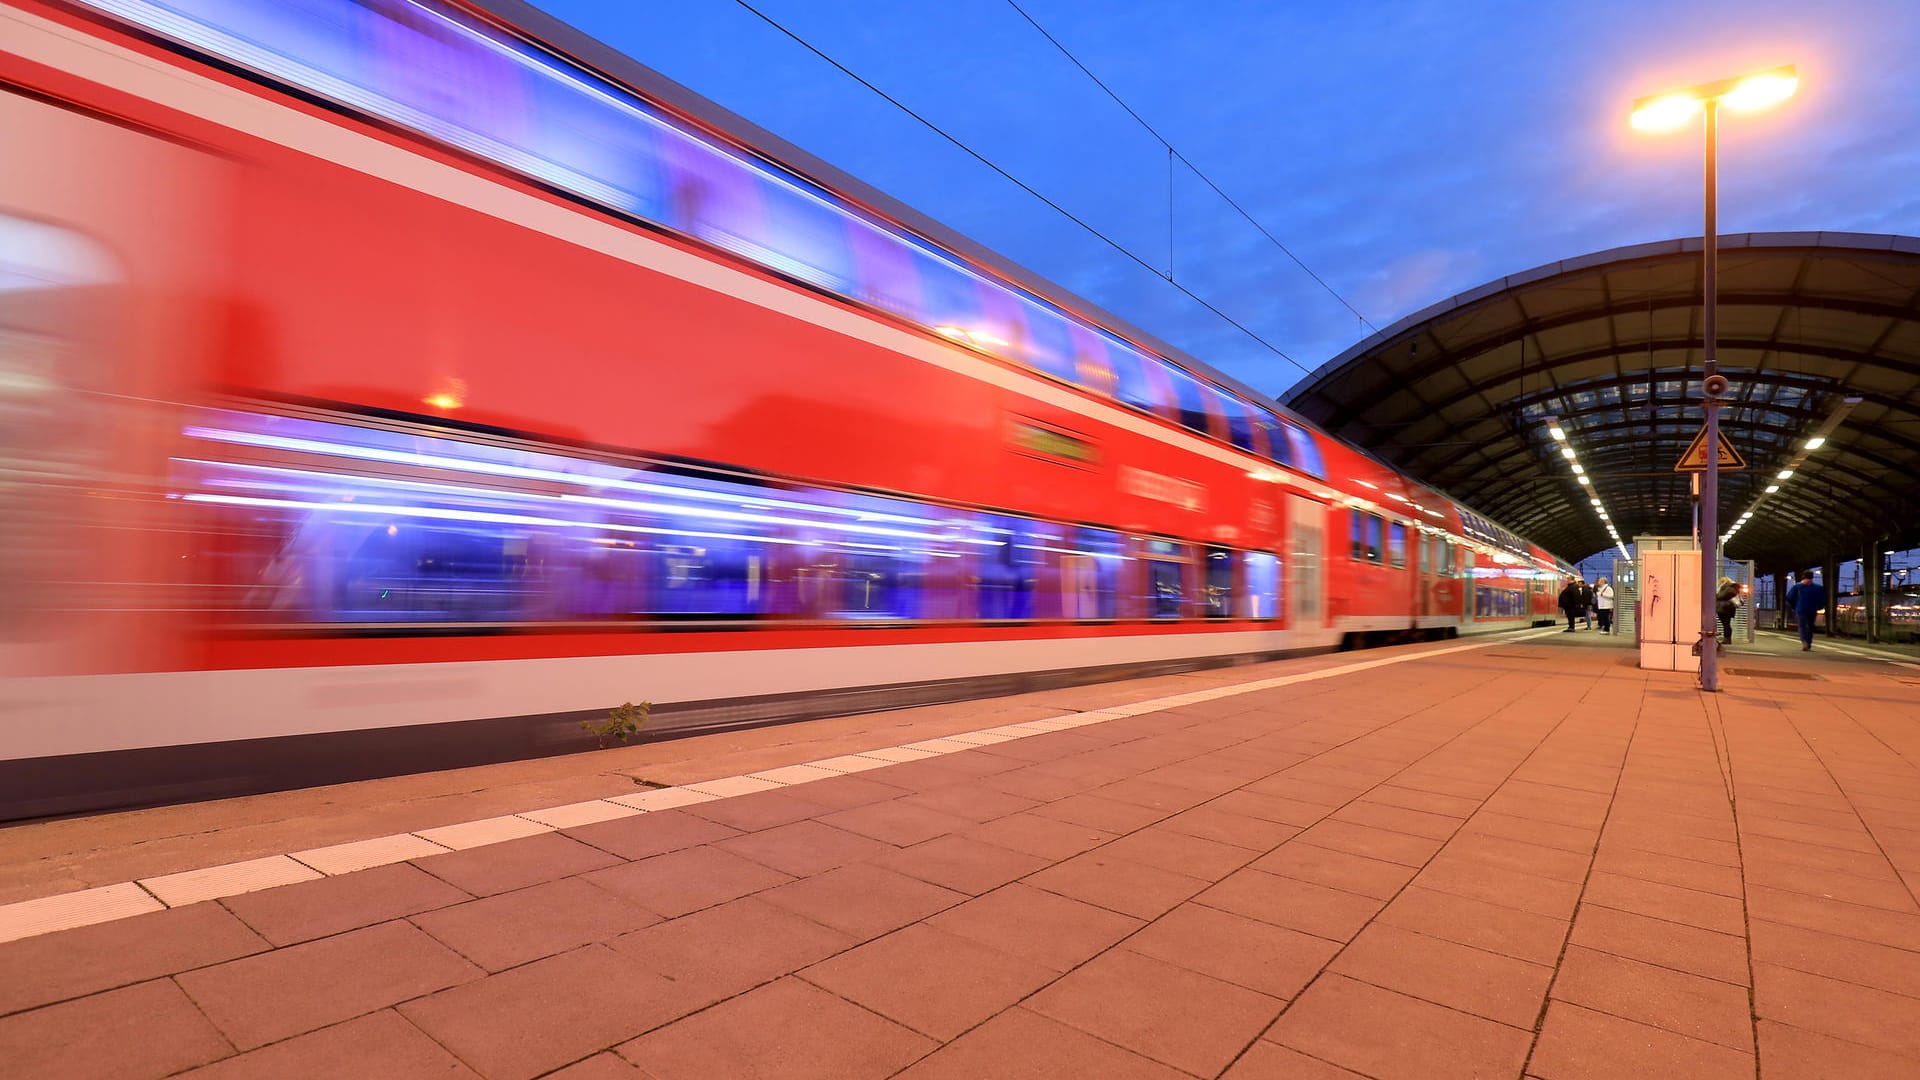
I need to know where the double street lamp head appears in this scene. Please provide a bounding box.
[1631,64,1798,132]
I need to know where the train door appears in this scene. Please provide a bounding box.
[1286,495,1324,636]
[1418,533,1433,618]
[1460,549,1476,626]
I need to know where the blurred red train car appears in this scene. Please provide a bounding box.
[0,0,1575,817]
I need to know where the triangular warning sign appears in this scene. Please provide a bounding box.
[1674,426,1747,472]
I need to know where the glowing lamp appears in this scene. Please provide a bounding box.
[1804,436,1825,450]
[1631,92,1704,132]
[1723,69,1799,113]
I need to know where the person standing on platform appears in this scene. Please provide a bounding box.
[1559,578,1582,632]
[1785,571,1826,651]
[1580,579,1596,630]
[1595,577,1615,634]
[1715,577,1740,645]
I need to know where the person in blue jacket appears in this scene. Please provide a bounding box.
[1784,571,1827,652]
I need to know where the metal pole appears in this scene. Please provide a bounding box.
[1700,100,1721,692]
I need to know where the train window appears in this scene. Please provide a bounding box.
[973,513,1042,620]
[1017,304,1081,385]
[1162,365,1214,436]
[1066,323,1117,396]
[1250,409,1292,468]
[1282,423,1325,478]
[174,409,1002,625]
[1218,396,1256,453]
[1107,340,1160,415]
[1060,526,1124,619]
[1244,551,1280,619]
[1366,515,1385,563]
[1140,538,1191,619]
[1350,511,1366,561]
[1388,523,1407,569]
[1204,546,1233,619]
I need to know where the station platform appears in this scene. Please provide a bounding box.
[2,627,1917,1079]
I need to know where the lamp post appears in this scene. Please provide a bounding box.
[1631,64,1797,692]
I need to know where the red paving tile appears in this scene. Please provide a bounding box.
[1749,918,1920,998]
[411,876,658,971]
[614,977,934,1080]
[819,799,975,846]
[892,1007,1189,1080]
[1100,824,1258,880]
[1462,810,1601,854]
[1529,1000,1755,1080]
[1198,867,1385,942]
[1221,1041,1375,1079]
[1756,1018,1920,1080]
[1124,902,1340,1000]
[1550,944,1754,1050]
[757,862,965,939]
[1251,840,1419,898]
[177,919,478,1050]
[0,902,265,1016]
[1581,870,1748,935]
[540,1054,647,1079]
[1294,818,1446,867]
[1330,922,1553,1028]
[1026,850,1210,919]
[1413,855,1584,919]
[0,979,231,1080]
[412,831,620,896]
[868,833,1051,894]
[1752,961,1920,1060]
[897,784,1040,822]
[1568,903,1750,985]
[581,844,792,919]
[175,1010,480,1079]
[1025,947,1282,1076]
[960,811,1115,859]
[1157,805,1304,850]
[1376,885,1569,964]
[607,896,853,1004]
[711,819,892,877]
[683,789,833,831]
[1745,884,1920,951]
[1266,973,1533,1080]
[927,881,1142,972]
[1441,830,1592,883]
[798,922,1056,1039]
[781,773,914,809]
[398,945,684,1080]
[562,809,742,861]
[220,862,470,947]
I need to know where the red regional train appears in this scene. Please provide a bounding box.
[0,0,1576,818]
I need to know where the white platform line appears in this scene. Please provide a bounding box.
[0,632,1526,942]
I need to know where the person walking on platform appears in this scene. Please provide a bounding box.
[1558,577,1583,632]
[1580,579,1596,630]
[1595,577,1615,634]
[1715,577,1740,645]
[1785,571,1827,652]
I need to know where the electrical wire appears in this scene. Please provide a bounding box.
[1002,0,1378,334]
[729,0,1312,378]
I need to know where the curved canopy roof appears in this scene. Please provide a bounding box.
[1284,232,1920,572]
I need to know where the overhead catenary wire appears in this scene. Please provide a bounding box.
[1002,0,1378,335]
[728,0,1312,378]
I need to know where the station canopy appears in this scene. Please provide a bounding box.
[1283,232,1920,572]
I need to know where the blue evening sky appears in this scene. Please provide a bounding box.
[534,0,1920,398]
